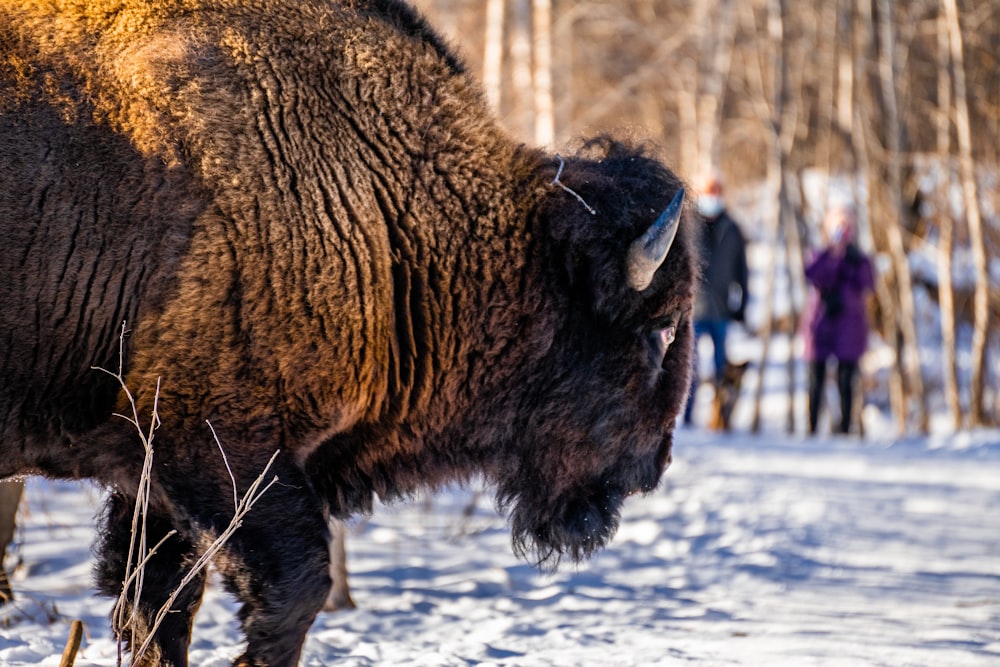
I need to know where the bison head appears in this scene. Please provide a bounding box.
[309,139,695,570]
[490,138,697,567]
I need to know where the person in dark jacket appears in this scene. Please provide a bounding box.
[684,171,749,425]
[803,205,875,435]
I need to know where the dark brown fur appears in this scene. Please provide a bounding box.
[0,1,697,665]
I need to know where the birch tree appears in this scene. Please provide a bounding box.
[942,0,991,426]
[875,0,929,433]
[743,0,803,433]
[935,5,962,429]
[509,0,534,140]
[482,0,505,113]
[532,0,554,147]
[697,0,737,173]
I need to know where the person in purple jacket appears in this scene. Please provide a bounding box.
[803,205,875,435]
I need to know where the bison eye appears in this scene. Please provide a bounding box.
[646,324,676,367]
[658,326,676,349]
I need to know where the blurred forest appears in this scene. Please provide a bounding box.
[412,0,1000,434]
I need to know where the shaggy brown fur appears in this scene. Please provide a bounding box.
[0,1,697,665]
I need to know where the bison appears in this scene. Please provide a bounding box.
[0,0,697,665]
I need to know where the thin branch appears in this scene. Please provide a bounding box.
[207,421,238,510]
[133,448,280,663]
[115,530,179,596]
[93,322,281,666]
[92,323,162,662]
[551,155,597,215]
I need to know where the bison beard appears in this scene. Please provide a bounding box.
[0,1,697,665]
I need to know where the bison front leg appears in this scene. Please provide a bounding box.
[95,492,208,667]
[209,463,331,667]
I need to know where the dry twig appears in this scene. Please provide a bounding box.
[91,323,166,664]
[93,322,280,666]
[58,619,84,667]
[132,443,279,663]
[551,155,597,215]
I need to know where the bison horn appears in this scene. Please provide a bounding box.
[626,188,684,291]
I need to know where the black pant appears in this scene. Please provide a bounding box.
[808,359,858,435]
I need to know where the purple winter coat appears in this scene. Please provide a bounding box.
[802,244,875,362]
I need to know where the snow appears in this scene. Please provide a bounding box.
[3,211,998,665]
[3,427,999,666]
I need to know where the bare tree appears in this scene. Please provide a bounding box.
[942,0,991,426]
[677,47,699,177]
[835,0,855,140]
[935,5,962,430]
[742,0,804,433]
[876,0,930,433]
[848,0,904,429]
[768,0,810,434]
[532,0,554,147]
[482,0,505,112]
[509,0,534,139]
[697,0,737,173]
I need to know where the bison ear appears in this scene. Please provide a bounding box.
[626,188,684,291]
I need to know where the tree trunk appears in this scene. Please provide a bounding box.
[750,165,780,434]
[677,59,699,179]
[875,0,929,434]
[551,0,574,146]
[852,0,906,430]
[936,7,961,430]
[740,0,804,434]
[740,0,789,434]
[676,3,700,178]
[942,0,991,426]
[0,479,24,606]
[531,0,554,147]
[509,0,534,140]
[836,0,854,137]
[482,0,505,113]
[766,0,807,434]
[781,168,805,435]
[697,0,736,172]
[812,0,838,212]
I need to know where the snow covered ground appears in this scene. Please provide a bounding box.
[2,216,997,666]
[2,425,999,666]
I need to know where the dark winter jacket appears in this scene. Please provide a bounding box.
[803,244,875,362]
[692,210,749,322]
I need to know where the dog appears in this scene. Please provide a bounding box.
[708,360,750,432]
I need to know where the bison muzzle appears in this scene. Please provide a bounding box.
[0,0,697,665]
